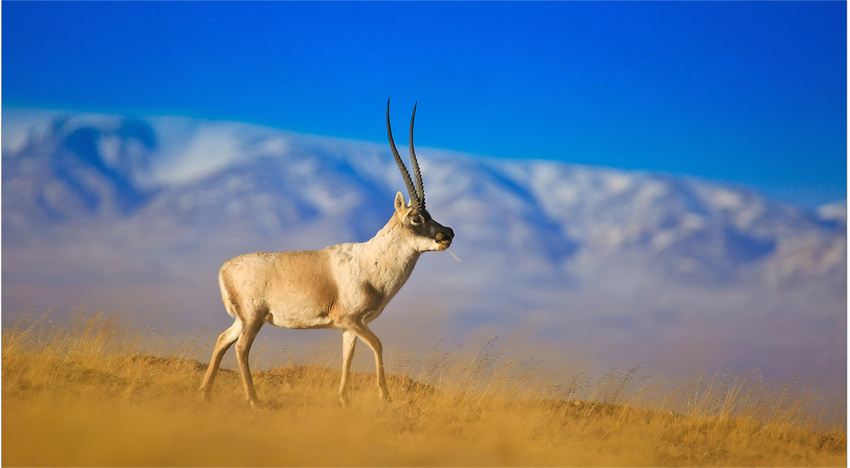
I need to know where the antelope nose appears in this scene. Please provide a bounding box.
[436,228,454,242]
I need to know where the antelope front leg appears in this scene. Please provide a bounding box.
[338,329,356,406]
[347,322,391,402]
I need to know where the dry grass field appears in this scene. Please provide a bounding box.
[2,311,846,467]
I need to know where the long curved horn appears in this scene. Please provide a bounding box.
[387,98,420,207]
[408,102,425,209]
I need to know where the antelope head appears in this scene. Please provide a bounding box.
[387,99,454,252]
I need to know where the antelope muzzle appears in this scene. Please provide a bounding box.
[435,226,454,248]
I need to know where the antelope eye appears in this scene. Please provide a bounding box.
[411,215,423,225]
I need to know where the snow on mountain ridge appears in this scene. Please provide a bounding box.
[2,110,843,286]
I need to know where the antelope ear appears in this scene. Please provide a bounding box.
[394,191,408,214]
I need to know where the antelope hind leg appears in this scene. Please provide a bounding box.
[200,320,242,400]
[235,313,266,408]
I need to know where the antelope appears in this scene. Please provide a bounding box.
[199,100,455,407]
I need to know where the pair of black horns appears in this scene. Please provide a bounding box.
[386,98,425,209]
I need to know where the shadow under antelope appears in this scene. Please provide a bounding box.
[199,100,455,407]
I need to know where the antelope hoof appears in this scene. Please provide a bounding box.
[248,399,263,410]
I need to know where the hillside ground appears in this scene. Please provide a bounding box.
[2,311,845,467]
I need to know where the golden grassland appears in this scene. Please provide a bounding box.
[2,312,846,467]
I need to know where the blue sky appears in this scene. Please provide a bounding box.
[3,1,846,208]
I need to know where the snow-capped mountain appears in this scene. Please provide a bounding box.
[2,109,845,396]
[5,111,843,285]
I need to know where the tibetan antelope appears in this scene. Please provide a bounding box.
[199,100,454,407]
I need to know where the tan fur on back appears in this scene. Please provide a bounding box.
[220,250,339,329]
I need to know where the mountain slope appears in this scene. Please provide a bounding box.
[2,109,845,397]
